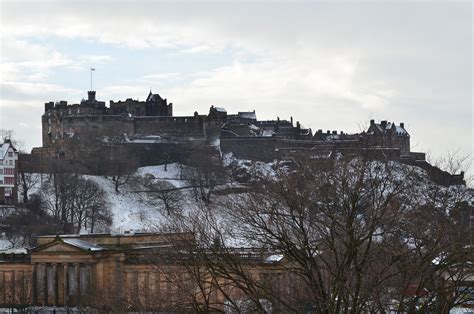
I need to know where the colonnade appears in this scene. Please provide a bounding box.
[32,262,93,306]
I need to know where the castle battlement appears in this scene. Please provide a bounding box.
[38,89,419,175]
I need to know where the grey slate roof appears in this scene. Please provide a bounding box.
[62,238,105,251]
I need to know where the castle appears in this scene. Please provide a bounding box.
[33,89,463,185]
[40,90,408,154]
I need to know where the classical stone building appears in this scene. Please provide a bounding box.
[0,232,289,311]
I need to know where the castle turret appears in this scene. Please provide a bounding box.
[44,101,54,113]
[88,91,96,102]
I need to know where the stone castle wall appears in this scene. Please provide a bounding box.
[133,116,206,139]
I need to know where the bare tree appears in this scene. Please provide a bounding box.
[145,180,182,215]
[0,129,25,152]
[183,149,227,202]
[153,155,473,313]
[16,160,41,204]
[69,178,111,233]
[40,171,111,233]
[106,148,139,193]
[0,194,58,247]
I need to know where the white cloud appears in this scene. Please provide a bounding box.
[0,1,471,170]
[79,55,115,64]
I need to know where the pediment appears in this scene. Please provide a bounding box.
[33,241,83,253]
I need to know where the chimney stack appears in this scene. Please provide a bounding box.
[370,119,375,126]
[400,122,404,129]
[381,120,387,128]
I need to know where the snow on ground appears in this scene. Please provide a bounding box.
[0,238,11,250]
[19,158,472,249]
[86,163,200,233]
[223,153,281,178]
[136,162,188,188]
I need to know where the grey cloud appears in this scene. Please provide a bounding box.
[0,1,471,171]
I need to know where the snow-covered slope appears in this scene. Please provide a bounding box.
[16,157,474,239]
[86,163,200,233]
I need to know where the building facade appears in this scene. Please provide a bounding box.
[0,140,18,205]
[0,232,289,312]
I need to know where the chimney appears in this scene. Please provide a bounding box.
[296,121,300,129]
[370,119,375,126]
[400,122,404,129]
[340,131,344,135]
[290,116,293,125]
[332,130,337,135]
[317,129,322,134]
[381,120,387,128]
[327,130,330,134]
[88,91,96,102]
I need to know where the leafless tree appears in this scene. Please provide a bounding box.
[153,155,473,313]
[183,149,227,202]
[69,178,112,233]
[146,180,182,215]
[0,194,58,247]
[40,171,111,233]
[0,128,25,152]
[427,149,473,186]
[16,157,41,204]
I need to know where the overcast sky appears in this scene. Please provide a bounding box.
[0,1,472,168]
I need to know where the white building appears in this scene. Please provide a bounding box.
[0,140,18,205]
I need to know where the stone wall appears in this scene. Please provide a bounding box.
[221,137,278,162]
[133,116,206,139]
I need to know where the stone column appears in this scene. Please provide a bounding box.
[52,263,58,305]
[74,263,81,304]
[10,271,16,305]
[63,263,69,306]
[41,263,47,305]
[86,264,93,299]
[31,264,37,305]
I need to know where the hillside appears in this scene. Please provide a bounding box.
[1,155,472,251]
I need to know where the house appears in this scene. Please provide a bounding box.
[0,140,18,205]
